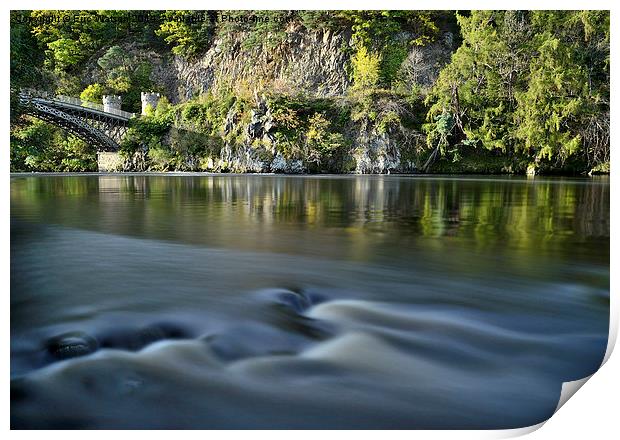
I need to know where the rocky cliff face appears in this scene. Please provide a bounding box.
[171,26,352,102]
[132,26,455,174]
[167,27,454,102]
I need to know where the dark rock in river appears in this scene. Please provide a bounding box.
[98,322,191,351]
[274,290,312,314]
[150,321,191,339]
[204,323,305,362]
[259,287,327,314]
[45,332,98,360]
[252,288,335,340]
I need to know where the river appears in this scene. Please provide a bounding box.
[10,174,609,429]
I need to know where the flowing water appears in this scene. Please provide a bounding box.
[10,174,609,429]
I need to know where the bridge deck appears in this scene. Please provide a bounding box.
[20,89,136,121]
[50,95,136,120]
[18,89,136,151]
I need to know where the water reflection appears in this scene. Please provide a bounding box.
[10,174,609,429]
[11,174,609,261]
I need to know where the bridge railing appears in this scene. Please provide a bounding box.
[20,89,136,119]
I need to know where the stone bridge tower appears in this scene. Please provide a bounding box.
[102,95,122,113]
[141,92,161,115]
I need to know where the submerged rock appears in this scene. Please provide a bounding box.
[253,288,334,340]
[45,332,98,360]
[255,287,327,314]
[204,323,305,362]
[274,290,312,314]
[98,322,191,351]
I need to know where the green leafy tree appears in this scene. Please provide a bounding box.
[514,35,585,164]
[340,11,441,87]
[11,119,96,171]
[156,11,213,57]
[93,46,155,112]
[305,113,346,169]
[10,11,48,121]
[351,45,382,90]
[425,10,609,171]
[80,83,105,103]
[426,11,517,152]
[30,10,113,73]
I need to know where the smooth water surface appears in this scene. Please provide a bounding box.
[10,174,609,429]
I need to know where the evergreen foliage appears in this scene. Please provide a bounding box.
[425,11,609,171]
[9,10,610,174]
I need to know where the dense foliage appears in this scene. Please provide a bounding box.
[10,120,97,172]
[10,10,609,174]
[425,11,609,173]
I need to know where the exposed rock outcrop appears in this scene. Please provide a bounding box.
[172,26,352,101]
[115,25,455,173]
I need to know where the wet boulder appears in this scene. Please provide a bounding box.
[45,332,98,360]
[257,287,327,315]
[274,290,312,314]
[98,322,191,351]
[252,288,334,340]
[204,323,305,362]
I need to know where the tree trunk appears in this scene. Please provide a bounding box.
[422,145,440,173]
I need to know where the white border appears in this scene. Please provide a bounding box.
[3,1,617,438]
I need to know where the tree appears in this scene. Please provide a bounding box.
[514,35,585,164]
[80,83,105,103]
[305,113,346,169]
[93,46,155,112]
[424,10,609,171]
[11,119,96,172]
[10,11,48,122]
[351,45,382,90]
[30,10,112,73]
[156,11,213,57]
[426,11,518,152]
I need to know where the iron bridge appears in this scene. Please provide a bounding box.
[18,89,136,151]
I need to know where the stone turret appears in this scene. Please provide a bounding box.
[141,92,161,115]
[102,95,121,113]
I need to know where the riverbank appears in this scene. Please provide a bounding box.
[11,11,609,177]
[10,172,610,182]
[69,146,614,177]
